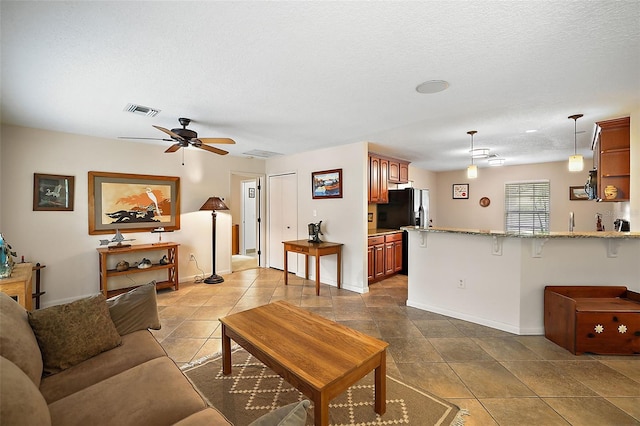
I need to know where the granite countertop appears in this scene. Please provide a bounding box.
[401,226,640,239]
[368,228,404,237]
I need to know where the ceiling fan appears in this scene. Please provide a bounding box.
[121,117,235,155]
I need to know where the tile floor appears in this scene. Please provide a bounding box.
[153,268,640,426]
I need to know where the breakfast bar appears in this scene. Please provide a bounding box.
[403,227,640,335]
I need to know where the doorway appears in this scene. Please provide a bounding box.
[231,173,264,272]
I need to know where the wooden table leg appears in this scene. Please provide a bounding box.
[315,254,321,296]
[336,248,341,289]
[222,324,232,375]
[284,248,288,286]
[305,254,309,280]
[374,350,386,415]
[314,392,329,426]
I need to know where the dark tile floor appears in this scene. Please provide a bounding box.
[153,267,640,425]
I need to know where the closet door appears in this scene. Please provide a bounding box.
[267,173,297,272]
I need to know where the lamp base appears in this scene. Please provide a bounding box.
[203,274,224,284]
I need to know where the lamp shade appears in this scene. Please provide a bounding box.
[199,197,229,211]
[568,155,584,172]
[467,164,478,179]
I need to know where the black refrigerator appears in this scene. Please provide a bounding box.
[376,188,430,274]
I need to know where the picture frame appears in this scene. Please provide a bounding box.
[248,187,255,198]
[312,169,343,199]
[88,171,180,235]
[569,186,589,200]
[452,183,469,199]
[33,173,75,211]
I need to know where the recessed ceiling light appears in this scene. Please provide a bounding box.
[415,80,450,94]
[525,129,537,133]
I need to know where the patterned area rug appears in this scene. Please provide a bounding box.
[183,348,464,425]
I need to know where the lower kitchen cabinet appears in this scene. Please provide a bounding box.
[368,232,402,283]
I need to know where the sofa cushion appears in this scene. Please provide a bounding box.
[39,330,166,403]
[0,356,51,426]
[28,293,122,375]
[107,281,161,335]
[0,292,43,386]
[48,357,210,426]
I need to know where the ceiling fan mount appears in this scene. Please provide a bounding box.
[171,118,198,140]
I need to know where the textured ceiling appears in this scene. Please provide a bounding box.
[1,1,639,171]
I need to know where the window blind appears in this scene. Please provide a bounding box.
[504,181,550,234]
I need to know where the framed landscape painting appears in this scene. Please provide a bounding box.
[312,169,343,199]
[88,171,180,235]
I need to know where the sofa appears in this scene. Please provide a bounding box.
[0,283,234,425]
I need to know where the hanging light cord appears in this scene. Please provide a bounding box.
[467,130,477,165]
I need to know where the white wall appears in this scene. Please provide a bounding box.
[0,125,265,306]
[434,159,627,232]
[265,142,369,293]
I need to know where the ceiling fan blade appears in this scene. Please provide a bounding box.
[118,136,173,141]
[165,143,182,153]
[196,144,228,155]
[198,137,235,145]
[153,125,184,141]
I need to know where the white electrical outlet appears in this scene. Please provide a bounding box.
[189,253,196,261]
[457,279,465,289]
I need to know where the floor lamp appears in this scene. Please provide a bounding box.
[199,196,229,284]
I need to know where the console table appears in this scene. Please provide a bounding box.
[283,240,343,296]
[97,243,179,297]
[0,263,33,310]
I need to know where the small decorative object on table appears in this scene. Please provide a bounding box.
[99,229,135,250]
[151,227,173,245]
[115,260,130,272]
[0,233,16,279]
[604,185,618,200]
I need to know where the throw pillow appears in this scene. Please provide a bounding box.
[28,294,122,375]
[106,281,161,335]
[248,400,310,426]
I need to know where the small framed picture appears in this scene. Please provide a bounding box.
[452,183,469,199]
[248,188,255,198]
[33,173,75,211]
[569,186,588,200]
[312,169,343,199]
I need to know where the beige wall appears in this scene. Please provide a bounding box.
[434,158,627,232]
[0,125,265,305]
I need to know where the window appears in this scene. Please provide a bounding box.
[504,181,550,234]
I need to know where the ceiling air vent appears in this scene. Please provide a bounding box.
[124,103,160,117]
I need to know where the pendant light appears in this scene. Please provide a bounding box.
[466,131,478,179]
[568,114,584,172]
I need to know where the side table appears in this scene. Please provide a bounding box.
[283,240,343,296]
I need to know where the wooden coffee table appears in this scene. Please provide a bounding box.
[220,300,388,426]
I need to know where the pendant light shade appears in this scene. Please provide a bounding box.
[466,130,478,179]
[568,114,584,172]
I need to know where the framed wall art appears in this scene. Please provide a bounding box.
[569,186,589,200]
[452,183,469,199]
[33,173,75,211]
[88,171,180,235]
[312,169,343,199]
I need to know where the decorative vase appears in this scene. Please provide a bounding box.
[0,233,13,279]
[604,185,618,200]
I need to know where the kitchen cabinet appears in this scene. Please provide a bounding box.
[388,160,410,184]
[368,232,402,283]
[368,153,410,204]
[594,117,630,201]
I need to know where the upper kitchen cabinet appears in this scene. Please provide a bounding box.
[594,117,630,201]
[368,153,410,203]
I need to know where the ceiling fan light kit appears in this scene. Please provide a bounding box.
[568,114,584,172]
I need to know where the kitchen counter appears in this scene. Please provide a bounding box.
[403,226,640,239]
[368,228,403,237]
[403,227,640,335]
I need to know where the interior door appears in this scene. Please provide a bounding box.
[268,173,297,272]
[241,180,257,255]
